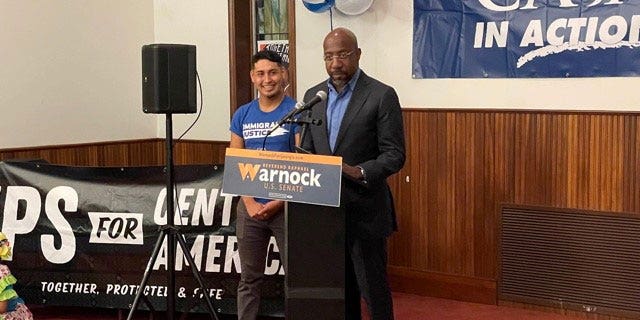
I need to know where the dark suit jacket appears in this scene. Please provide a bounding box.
[301,71,406,239]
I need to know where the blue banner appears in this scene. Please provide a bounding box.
[413,0,640,78]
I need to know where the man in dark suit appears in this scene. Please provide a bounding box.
[300,27,406,320]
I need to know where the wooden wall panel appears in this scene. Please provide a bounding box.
[388,110,640,314]
[0,139,229,167]
[172,140,229,165]
[3,110,639,319]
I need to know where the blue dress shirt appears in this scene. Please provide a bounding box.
[326,69,361,151]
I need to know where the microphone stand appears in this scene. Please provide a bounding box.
[261,108,299,150]
[292,111,322,154]
[262,92,326,151]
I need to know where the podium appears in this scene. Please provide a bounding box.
[285,202,345,319]
[221,148,345,319]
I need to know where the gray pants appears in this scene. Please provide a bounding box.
[236,200,285,320]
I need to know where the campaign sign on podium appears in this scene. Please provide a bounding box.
[221,148,342,207]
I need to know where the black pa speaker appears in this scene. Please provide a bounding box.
[142,44,197,114]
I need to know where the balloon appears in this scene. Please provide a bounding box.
[335,0,373,16]
[302,0,335,13]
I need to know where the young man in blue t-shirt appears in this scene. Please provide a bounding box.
[229,50,298,320]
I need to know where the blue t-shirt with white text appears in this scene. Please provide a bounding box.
[230,96,298,152]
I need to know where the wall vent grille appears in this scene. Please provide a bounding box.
[500,206,640,318]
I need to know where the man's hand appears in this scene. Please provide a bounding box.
[242,197,265,219]
[256,200,284,220]
[243,197,283,220]
[342,163,364,181]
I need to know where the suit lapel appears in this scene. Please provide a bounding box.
[333,73,370,153]
[311,85,332,154]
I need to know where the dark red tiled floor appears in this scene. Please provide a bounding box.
[31,292,588,320]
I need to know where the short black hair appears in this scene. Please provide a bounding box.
[252,50,285,69]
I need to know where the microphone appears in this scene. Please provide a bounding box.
[267,90,327,136]
[295,90,327,114]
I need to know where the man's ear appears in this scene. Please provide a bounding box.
[281,68,290,86]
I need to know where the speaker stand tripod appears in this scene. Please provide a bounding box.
[127,114,219,320]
